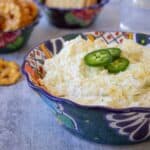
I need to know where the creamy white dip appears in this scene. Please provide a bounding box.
[42,36,150,108]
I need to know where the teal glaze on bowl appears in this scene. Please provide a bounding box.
[38,0,109,28]
[22,32,150,145]
[40,95,150,145]
[0,14,40,53]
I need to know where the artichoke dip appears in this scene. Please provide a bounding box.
[42,36,150,108]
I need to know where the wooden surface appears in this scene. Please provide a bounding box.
[0,0,150,149]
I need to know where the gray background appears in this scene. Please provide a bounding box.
[0,0,150,150]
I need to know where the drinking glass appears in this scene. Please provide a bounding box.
[120,0,150,33]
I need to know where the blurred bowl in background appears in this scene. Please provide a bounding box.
[38,0,109,29]
[0,14,40,54]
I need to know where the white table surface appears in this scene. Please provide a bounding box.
[0,0,150,150]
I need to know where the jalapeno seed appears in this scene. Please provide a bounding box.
[84,49,112,67]
[107,57,129,73]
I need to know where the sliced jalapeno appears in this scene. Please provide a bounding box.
[108,48,121,60]
[107,57,129,73]
[84,49,112,67]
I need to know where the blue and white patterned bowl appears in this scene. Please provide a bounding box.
[22,32,150,145]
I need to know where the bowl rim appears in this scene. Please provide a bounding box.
[38,0,109,11]
[0,11,41,34]
[22,31,150,113]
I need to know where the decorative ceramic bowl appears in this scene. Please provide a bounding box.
[22,32,150,145]
[38,0,109,28]
[0,14,40,53]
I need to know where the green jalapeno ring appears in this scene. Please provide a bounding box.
[107,57,129,73]
[84,49,112,67]
[108,48,121,60]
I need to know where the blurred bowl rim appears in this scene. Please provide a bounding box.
[22,31,150,113]
[37,0,110,11]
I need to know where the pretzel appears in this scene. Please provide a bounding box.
[0,15,6,31]
[0,2,21,31]
[0,0,38,31]
[45,0,97,8]
[86,0,97,7]
[15,0,38,28]
[0,59,21,86]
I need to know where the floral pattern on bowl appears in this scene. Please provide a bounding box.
[65,8,101,27]
[22,31,150,145]
[0,31,21,48]
[106,112,150,142]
